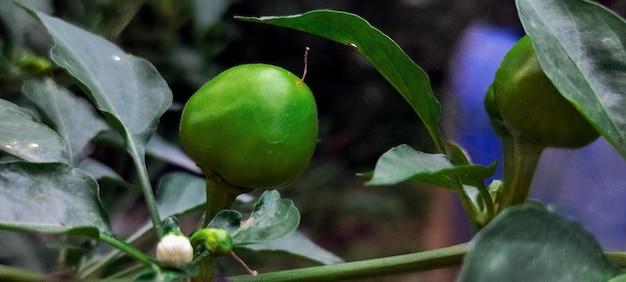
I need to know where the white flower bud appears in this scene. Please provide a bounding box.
[156,234,193,268]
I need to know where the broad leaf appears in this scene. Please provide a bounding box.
[0,161,110,237]
[459,203,622,281]
[240,231,343,265]
[0,98,69,163]
[366,144,496,189]
[517,0,626,158]
[209,190,300,245]
[22,78,109,164]
[29,11,173,154]
[237,10,444,151]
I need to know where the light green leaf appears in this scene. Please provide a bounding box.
[208,190,300,246]
[0,161,110,237]
[0,98,69,163]
[366,144,496,189]
[237,10,444,151]
[22,78,109,164]
[233,190,300,245]
[459,202,622,281]
[517,0,626,158]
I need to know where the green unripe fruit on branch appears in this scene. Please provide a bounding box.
[491,35,599,148]
[180,63,318,189]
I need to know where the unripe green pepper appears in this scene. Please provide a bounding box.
[491,35,599,148]
[180,63,318,189]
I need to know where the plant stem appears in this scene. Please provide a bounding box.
[499,137,545,210]
[99,233,158,272]
[80,222,152,279]
[230,243,468,282]
[194,172,249,282]
[606,252,626,268]
[0,265,45,282]
[129,141,163,237]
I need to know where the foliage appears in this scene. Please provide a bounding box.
[0,0,625,281]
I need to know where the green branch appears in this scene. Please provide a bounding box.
[230,243,468,282]
[0,265,45,282]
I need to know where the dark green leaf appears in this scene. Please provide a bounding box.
[0,161,110,237]
[236,10,444,151]
[366,144,496,189]
[22,78,109,164]
[29,11,172,154]
[239,230,343,265]
[0,98,69,163]
[232,190,300,245]
[517,0,626,158]
[459,203,622,282]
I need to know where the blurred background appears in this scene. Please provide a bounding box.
[1,0,626,281]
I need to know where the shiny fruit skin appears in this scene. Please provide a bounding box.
[180,64,318,189]
[492,36,598,148]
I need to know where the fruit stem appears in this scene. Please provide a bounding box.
[193,171,250,282]
[297,47,310,86]
[499,136,545,211]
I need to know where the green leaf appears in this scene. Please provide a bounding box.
[0,98,69,163]
[365,144,496,189]
[233,190,299,245]
[516,0,626,158]
[0,161,110,237]
[29,11,173,154]
[458,202,622,282]
[22,78,109,164]
[27,9,173,233]
[209,190,300,245]
[236,10,444,151]
[239,230,343,265]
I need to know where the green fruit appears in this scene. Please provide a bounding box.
[491,36,598,148]
[180,63,318,189]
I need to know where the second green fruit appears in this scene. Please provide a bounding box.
[491,35,598,148]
